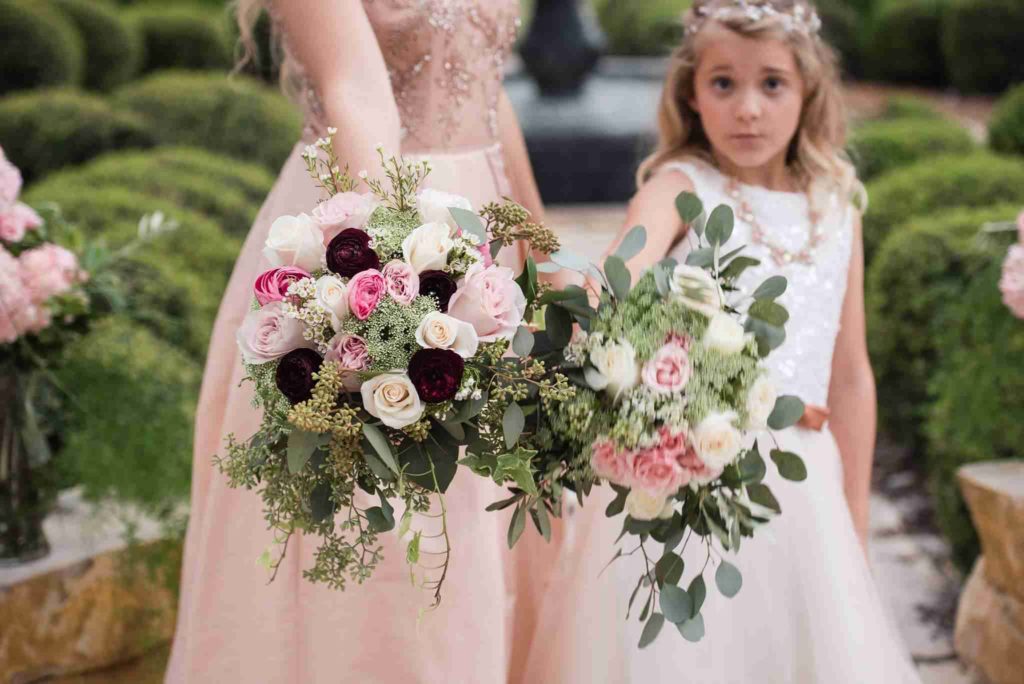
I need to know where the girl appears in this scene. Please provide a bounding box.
[518,1,922,681]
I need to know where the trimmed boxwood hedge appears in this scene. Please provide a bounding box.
[941,0,1024,95]
[0,0,84,95]
[127,6,232,75]
[51,0,142,91]
[850,117,975,181]
[864,0,949,87]
[989,85,1024,158]
[874,95,944,122]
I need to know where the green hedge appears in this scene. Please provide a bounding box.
[989,85,1024,158]
[865,0,949,87]
[925,254,1024,571]
[866,204,1019,447]
[142,147,275,206]
[114,71,302,171]
[0,0,84,95]
[941,0,1024,95]
[593,0,686,56]
[0,89,155,183]
[56,316,199,511]
[875,95,944,122]
[51,0,142,91]
[128,6,231,75]
[850,117,975,181]
[817,0,863,78]
[863,153,1024,263]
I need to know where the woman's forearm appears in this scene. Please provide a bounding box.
[828,370,877,549]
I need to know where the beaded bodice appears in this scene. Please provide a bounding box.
[664,158,855,407]
[276,0,521,152]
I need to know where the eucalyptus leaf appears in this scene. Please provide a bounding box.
[550,249,592,273]
[606,486,628,517]
[604,255,631,301]
[512,325,535,357]
[744,317,787,355]
[439,419,465,442]
[502,402,525,449]
[449,207,487,243]
[675,191,704,224]
[688,575,707,617]
[747,483,782,514]
[538,285,588,305]
[544,304,573,348]
[752,275,788,301]
[685,247,715,268]
[737,447,767,484]
[361,446,395,482]
[771,449,808,482]
[720,255,761,280]
[715,560,743,598]
[309,481,335,523]
[655,552,685,587]
[638,613,666,649]
[767,395,805,430]
[705,204,735,246]
[614,225,647,262]
[490,239,503,260]
[535,260,562,273]
[362,423,399,473]
[677,614,706,642]
[749,299,790,327]
[287,430,320,474]
[654,265,672,297]
[660,584,693,624]
[516,257,538,303]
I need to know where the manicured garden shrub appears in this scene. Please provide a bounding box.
[850,117,975,181]
[127,6,231,74]
[593,0,686,56]
[988,85,1024,158]
[816,0,863,77]
[51,0,142,91]
[941,0,1024,94]
[874,95,943,122]
[0,0,83,95]
[864,0,949,87]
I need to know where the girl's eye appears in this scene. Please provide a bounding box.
[711,76,733,91]
[764,77,784,92]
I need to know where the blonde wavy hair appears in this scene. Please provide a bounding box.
[637,0,865,208]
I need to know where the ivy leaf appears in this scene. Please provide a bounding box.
[675,191,704,225]
[362,423,399,473]
[660,584,693,624]
[771,449,808,482]
[512,325,535,357]
[502,402,525,449]
[604,255,631,301]
[366,506,395,532]
[638,613,666,649]
[715,560,743,598]
[449,207,487,243]
[614,225,647,262]
[767,395,805,429]
[752,275,788,301]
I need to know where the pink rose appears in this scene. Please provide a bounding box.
[590,440,635,486]
[446,263,526,342]
[19,244,84,304]
[347,269,386,320]
[656,426,688,458]
[382,260,419,306]
[642,342,691,394]
[0,203,42,243]
[676,438,721,486]
[311,192,377,244]
[1017,211,1024,243]
[0,152,22,210]
[0,247,30,342]
[1000,243,1024,319]
[325,333,371,390]
[235,301,312,364]
[632,445,689,498]
[253,266,310,306]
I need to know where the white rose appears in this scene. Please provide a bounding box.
[416,188,473,236]
[746,375,777,429]
[589,339,640,400]
[694,411,743,470]
[670,264,721,316]
[263,213,325,272]
[625,490,672,521]
[704,312,747,355]
[315,275,349,324]
[415,311,480,358]
[360,372,424,429]
[401,222,454,274]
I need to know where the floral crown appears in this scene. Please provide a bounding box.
[685,0,822,38]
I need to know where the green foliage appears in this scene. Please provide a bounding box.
[850,117,975,181]
[816,0,864,78]
[0,0,84,95]
[863,153,1024,263]
[56,316,199,511]
[874,95,944,122]
[941,0,1024,94]
[0,89,155,183]
[114,71,302,171]
[925,257,1024,571]
[866,204,1019,447]
[864,0,950,87]
[126,6,231,74]
[51,0,142,91]
[989,85,1024,158]
[592,0,687,56]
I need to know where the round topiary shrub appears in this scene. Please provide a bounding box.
[925,254,1024,571]
[850,117,975,181]
[114,71,302,171]
[941,0,1024,95]
[864,0,949,87]
[144,147,275,206]
[863,153,1024,263]
[866,204,1019,447]
[50,0,142,91]
[989,84,1024,158]
[594,0,686,56]
[0,89,155,183]
[816,0,863,78]
[875,95,944,122]
[128,6,231,74]
[0,0,84,95]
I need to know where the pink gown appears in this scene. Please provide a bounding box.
[165,2,573,681]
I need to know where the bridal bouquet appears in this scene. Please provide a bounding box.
[535,192,807,646]
[219,136,572,603]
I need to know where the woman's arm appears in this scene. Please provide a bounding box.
[826,212,877,554]
[272,0,401,183]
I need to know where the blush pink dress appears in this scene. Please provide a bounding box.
[165,2,577,682]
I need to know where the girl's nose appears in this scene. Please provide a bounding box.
[736,91,762,122]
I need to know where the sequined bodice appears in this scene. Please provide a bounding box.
[276,0,521,153]
[664,159,855,407]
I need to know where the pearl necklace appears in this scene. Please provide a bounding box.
[725,176,825,266]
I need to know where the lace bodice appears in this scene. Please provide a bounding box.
[274,0,521,152]
[663,158,855,407]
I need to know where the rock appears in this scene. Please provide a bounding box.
[954,558,1024,684]
[957,461,1024,601]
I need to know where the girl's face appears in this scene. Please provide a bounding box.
[689,26,806,175]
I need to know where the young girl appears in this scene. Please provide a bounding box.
[515,1,922,681]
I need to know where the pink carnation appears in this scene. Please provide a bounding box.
[0,202,42,243]
[590,440,635,486]
[642,341,691,394]
[19,244,84,304]
[382,260,419,306]
[632,445,689,498]
[347,269,386,320]
[253,266,310,306]
[325,333,371,390]
[1000,243,1024,319]
[0,151,22,210]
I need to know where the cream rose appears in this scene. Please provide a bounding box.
[263,213,325,272]
[415,311,480,358]
[625,490,673,522]
[360,372,424,429]
[315,275,349,324]
[693,411,743,470]
[402,222,454,274]
[746,375,777,429]
[416,188,473,236]
[590,339,640,400]
[236,302,312,365]
[670,264,721,316]
[704,311,747,355]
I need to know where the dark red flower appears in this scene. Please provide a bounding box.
[326,228,380,278]
[418,270,458,312]
[275,348,324,404]
[408,348,464,403]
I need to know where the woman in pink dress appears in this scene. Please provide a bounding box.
[166,2,565,681]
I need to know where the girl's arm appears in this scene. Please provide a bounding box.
[826,212,877,553]
[272,0,401,182]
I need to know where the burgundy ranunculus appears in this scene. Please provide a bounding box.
[418,270,457,312]
[326,228,381,278]
[275,348,324,404]
[408,348,464,403]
